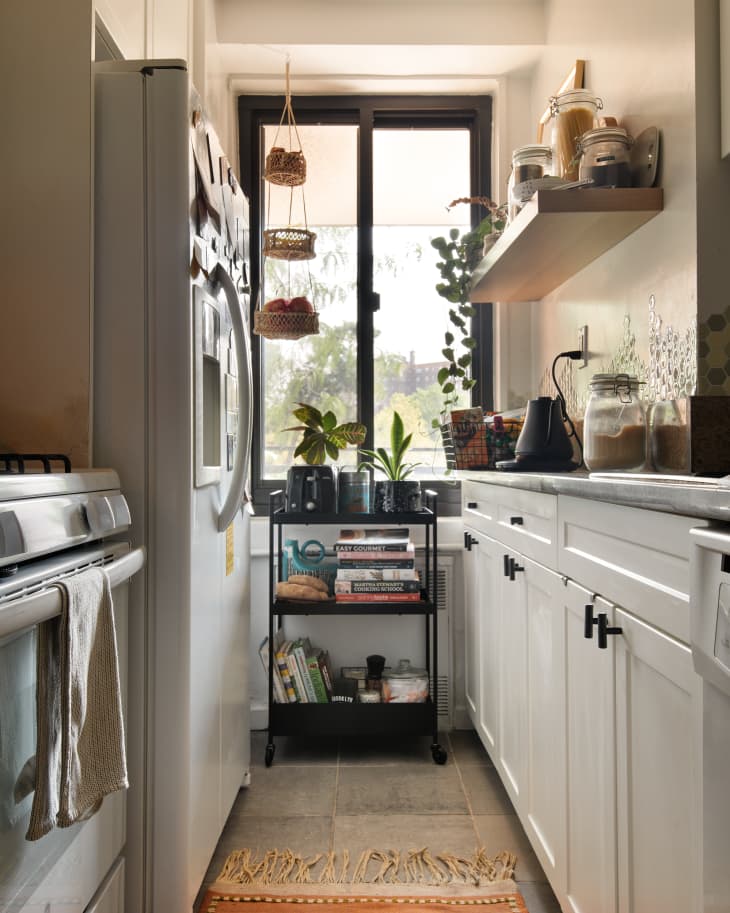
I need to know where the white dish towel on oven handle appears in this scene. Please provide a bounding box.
[24,567,127,840]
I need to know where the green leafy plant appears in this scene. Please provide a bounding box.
[284,402,366,465]
[357,411,421,480]
[430,196,507,427]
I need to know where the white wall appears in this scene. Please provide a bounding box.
[495,0,698,412]
[0,2,94,466]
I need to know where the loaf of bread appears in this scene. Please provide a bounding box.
[276,581,329,601]
[286,574,329,594]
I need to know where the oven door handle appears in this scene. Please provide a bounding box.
[0,546,146,639]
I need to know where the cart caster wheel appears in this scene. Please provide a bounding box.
[431,744,448,765]
[265,743,275,767]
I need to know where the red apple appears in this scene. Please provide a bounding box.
[263,297,289,312]
[288,296,313,313]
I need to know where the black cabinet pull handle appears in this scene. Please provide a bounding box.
[584,603,598,639]
[508,556,525,580]
[597,613,623,649]
[467,501,477,509]
[464,531,470,550]
[510,516,524,526]
[464,532,478,551]
[503,554,511,577]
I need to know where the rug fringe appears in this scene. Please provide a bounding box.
[216,847,517,886]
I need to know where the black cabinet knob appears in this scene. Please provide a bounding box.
[467,501,478,509]
[510,516,524,526]
[597,613,623,649]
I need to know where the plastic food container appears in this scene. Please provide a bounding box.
[381,659,429,703]
[583,373,647,472]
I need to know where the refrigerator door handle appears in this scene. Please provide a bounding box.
[214,264,253,532]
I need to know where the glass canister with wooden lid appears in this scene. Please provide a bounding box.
[583,373,647,472]
[550,89,603,181]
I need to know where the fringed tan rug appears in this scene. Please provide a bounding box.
[198,848,528,913]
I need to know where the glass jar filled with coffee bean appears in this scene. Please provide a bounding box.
[577,126,633,188]
[507,144,553,222]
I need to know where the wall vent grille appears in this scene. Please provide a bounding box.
[417,558,453,722]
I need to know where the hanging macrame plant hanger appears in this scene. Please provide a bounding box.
[263,61,316,262]
[255,60,319,340]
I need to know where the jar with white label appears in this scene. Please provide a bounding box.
[550,89,603,180]
[583,373,647,472]
[507,144,553,222]
[577,127,633,188]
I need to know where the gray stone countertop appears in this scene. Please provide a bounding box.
[459,469,730,523]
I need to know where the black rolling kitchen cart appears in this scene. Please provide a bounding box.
[264,488,447,766]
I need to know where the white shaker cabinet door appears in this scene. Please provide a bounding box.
[614,608,701,913]
[496,550,528,807]
[497,551,565,848]
[522,557,566,893]
[475,533,503,756]
[463,524,482,729]
[564,583,617,913]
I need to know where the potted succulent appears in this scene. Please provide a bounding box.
[430,197,507,428]
[284,402,366,465]
[357,411,422,513]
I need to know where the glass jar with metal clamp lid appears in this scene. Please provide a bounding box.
[583,373,647,472]
[577,127,633,188]
[507,144,553,223]
[550,89,603,180]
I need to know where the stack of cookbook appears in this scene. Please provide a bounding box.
[333,528,421,603]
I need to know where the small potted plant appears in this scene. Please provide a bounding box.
[430,197,507,429]
[357,411,422,513]
[284,402,366,465]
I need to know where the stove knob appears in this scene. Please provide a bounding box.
[305,501,316,511]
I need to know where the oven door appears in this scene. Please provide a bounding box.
[0,542,144,913]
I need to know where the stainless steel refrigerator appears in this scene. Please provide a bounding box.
[93,59,253,913]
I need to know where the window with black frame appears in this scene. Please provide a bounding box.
[237,96,493,512]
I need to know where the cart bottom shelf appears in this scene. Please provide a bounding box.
[270,700,436,737]
[266,702,447,765]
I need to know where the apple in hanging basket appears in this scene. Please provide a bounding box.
[288,296,314,313]
[263,297,290,312]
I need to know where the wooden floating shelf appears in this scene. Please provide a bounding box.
[469,187,664,303]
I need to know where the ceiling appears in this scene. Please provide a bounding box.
[211,0,546,95]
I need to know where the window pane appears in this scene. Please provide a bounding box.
[372,129,472,475]
[261,124,359,478]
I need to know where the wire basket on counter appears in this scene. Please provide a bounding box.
[441,415,523,471]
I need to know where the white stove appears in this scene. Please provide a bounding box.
[0,466,144,913]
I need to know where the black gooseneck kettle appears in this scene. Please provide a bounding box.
[496,395,579,472]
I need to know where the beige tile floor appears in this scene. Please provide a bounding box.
[196,729,562,913]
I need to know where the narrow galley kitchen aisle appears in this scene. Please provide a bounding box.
[195,731,561,913]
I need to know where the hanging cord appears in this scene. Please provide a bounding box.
[551,350,584,467]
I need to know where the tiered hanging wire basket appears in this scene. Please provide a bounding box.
[255,59,319,341]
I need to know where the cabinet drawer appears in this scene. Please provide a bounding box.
[494,487,558,567]
[558,495,699,643]
[462,480,497,536]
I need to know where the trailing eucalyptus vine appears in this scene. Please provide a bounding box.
[430,197,507,428]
